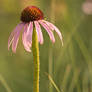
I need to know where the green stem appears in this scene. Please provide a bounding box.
[32,27,40,92]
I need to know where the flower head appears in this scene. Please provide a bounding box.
[82,1,92,15]
[21,6,44,22]
[8,6,63,53]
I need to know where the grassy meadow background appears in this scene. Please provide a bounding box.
[0,0,92,92]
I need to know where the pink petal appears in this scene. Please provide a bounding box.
[12,24,24,53]
[22,24,31,52]
[42,20,63,46]
[34,21,44,44]
[39,20,55,43]
[26,22,33,47]
[41,20,54,30]
[8,23,24,50]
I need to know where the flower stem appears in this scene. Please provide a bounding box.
[32,27,39,92]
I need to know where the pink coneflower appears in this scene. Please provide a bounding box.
[8,6,63,53]
[82,0,92,15]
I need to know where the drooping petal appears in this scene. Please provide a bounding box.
[8,23,24,50]
[42,20,54,30]
[26,22,33,47]
[42,20,63,46]
[12,31,20,53]
[12,24,24,53]
[39,20,55,43]
[22,24,31,52]
[34,21,44,44]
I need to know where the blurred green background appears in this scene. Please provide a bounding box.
[0,0,92,92]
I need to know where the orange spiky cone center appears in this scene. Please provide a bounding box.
[21,6,44,23]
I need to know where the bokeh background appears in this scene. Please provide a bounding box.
[0,0,92,92]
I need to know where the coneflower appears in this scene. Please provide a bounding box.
[8,6,63,92]
[8,6,63,53]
